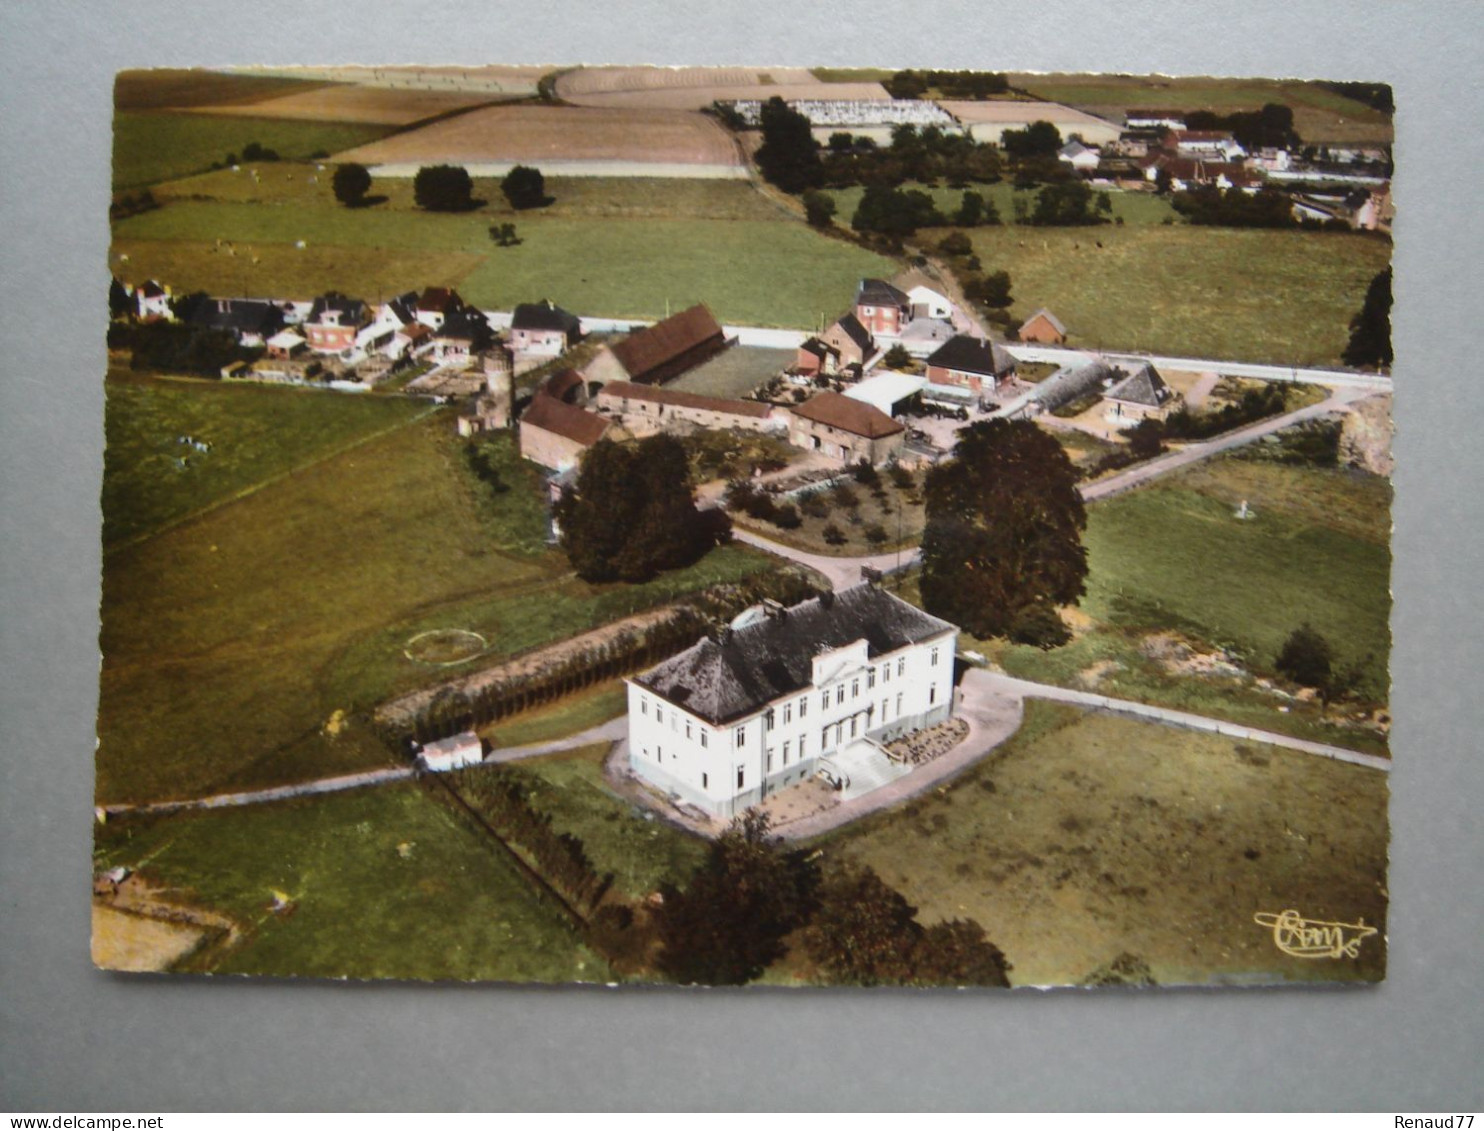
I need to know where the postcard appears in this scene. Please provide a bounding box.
[95,64,1392,988]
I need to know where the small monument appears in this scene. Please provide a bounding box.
[1235,499,1253,520]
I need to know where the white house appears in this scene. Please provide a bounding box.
[1058,140,1101,172]
[625,584,958,817]
[135,280,173,321]
[418,732,484,772]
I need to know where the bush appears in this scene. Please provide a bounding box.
[772,503,803,530]
[800,494,830,519]
[831,484,860,509]
[331,163,372,207]
[937,231,973,257]
[1275,623,1333,689]
[822,522,846,546]
[881,344,914,371]
[802,190,837,228]
[414,164,475,212]
[1008,604,1071,649]
[864,524,889,545]
[888,463,915,489]
[851,460,882,489]
[501,165,549,210]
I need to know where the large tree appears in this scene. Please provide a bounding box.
[413,164,475,212]
[1341,267,1393,370]
[920,419,1089,641]
[655,812,818,985]
[755,96,821,194]
[331,162,372,208]
[556,434,717,583]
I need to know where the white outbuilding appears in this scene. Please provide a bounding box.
[418,732,484,772]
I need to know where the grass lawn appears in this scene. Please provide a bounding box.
[733,467,928,557]
[113,113,395,191]
[487,743,708,901]
[483,680,628,749]
[103,372,434,546]
[815,701,1388,987]
[97,386,780,805]
[825,181,1179,227]
[93,782,603,982]
[667,346,798,399]
[111,187,897,327]
[944,224,1391,365]
[905,452,1391,752]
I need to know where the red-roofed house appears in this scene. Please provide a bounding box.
[1017,309,1067,345]
[582,304,731,387]
[519,393,620,472]
[789,391,905,465]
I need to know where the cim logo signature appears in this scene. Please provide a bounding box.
[1253,908,1378,959]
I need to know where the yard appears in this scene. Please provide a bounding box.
[96,381,780,805]
[666,346,797,399]
[816,701,1389,987]
[946,224,1391,365]
[93,782,602,982]
[730,464,929,557]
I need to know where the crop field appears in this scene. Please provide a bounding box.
[112,193,895,327]
[825,181,1179,227]
[102,373,433,547]
[191,85,504,126]
[332,105,743,169]
[115,69,329,111]
[239,64,550,96]
[1007,74,1393,145]
[96,387,779,805]
[93,783,601,982]
[112,112,394,190]
[554,65,822,109]
[819,701,1389,987]
[948,223,1392,365]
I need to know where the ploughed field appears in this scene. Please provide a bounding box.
[188,84,507,126]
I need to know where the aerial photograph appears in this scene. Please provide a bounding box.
[95,63,1394,989]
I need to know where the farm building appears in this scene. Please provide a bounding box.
[595,381,781,434]
[822,313,875,369]
[519,392,619,472]
[940,100,1121,147]
[854,278,912,339]
[924,335,1017,395]
[1024,358,1118,415]
[1164,129,1246,161]
[890,270,956,322]
[1141,154,1262,192]
[1124,109,1188,131]
[789,391,905,465]
[845,371,928,417]
[542,367,589,405]
[626,582,958,816]
[726,95,953,145]
[1103,362,1178,423]
[1058,140,1101,171]
[1017,309,1068,345]
[510,300,582,358]
[582,304,731,387]
[134,280,172,322]
[304,293,371,355]
[418,732,484,773]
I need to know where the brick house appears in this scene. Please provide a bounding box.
[1017,308,1067,345]
[582,304,731,387]
[518,392,617,472]
[789,391,905,465]
[821,312,875,369]
[854,278,911,339]
[794,337,841,377]
[924,335,1017,395]
[303,293,370,355]
[176,295,286,348]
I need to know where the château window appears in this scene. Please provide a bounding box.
[641,698,649,715]
[784,704,792,725]
[783,740,791,765]
[932,647,940,667]
[851,679,859,699]
[882,664,890,683]
[702,772,708,789]
[737,767,744,789]
[929,685,937,704]
[897,658,906,677]
[765,708,775,731]
[700,731,709,749]
[836,686,845,706]
[735,725,746,747]
[799,697,808,719]
[685,721,692,740]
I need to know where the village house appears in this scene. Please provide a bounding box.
[509,300,582,360]
[794,336,841,378]
[853,278,912,339]
[626,583,959,817]
[821,312,875,369]
[1103,362,1178,423]
[924,334,1017,395]
[789,391,905,464]
[1164,128,1247,161]
[1142,154,1262,192]
[1058,140,1101,172]
[890,270,955,322]
[176,295,286,348]
[417,732,484,773]
[303,292,371,355]
[582,304,731,387]
[1017,308,1068,345]
[595,381,781,435]
[134,280,172,322]
[412,286,464,331]
[427,307,493,365]
[518,390,619,472]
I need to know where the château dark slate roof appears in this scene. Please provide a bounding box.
[856,278,910,308]
[1105,362,1173,408]
[512,300,580,334]
[634,583,957,724]
[926,334,1016,378]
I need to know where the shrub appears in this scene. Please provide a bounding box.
[831,484,860,509]
[822,522,846,546]
[1008,604,1072,649]
[851,460,882,489]
[888,463,915,489]
[501,165,549,210]
[1275,623,1333,689]
[800,494,830,519]
[331,163,372,208]
[802,190,837,228]
[772,503,803,529]
[414,164,475,212]
[864,524,889,545]
[937,231,973,257]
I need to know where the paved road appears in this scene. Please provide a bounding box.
[733,528,917,592]
[1004,343,1392,391]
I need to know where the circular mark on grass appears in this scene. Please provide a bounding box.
[404,628,488,666]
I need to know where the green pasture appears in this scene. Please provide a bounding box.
[94,783,602,982]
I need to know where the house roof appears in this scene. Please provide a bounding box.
[792,391,904,439]
[512,300,580,335]
[1175,129,1237,143]
[889,268,945,298]
[798,337,839,361]
[417,287,461,313]
[521,393,610,447]
[422,732,481,756]
[543,368,585,403]
[600,380,772,419]
[1059,140,1096,159]
[266,329,305,349]
[1105,362,1173,408]
[1029,359,1117,409]
[179,296,285,336]
[1021,308,1066,335]
[828,312,874,353]
[609,304,725,381]
[634,583,956,725]
[307,292,367,325]
[139,280,167,298]
[856,278,910,308]
[435,307,491,343]
[925,334,1017,377]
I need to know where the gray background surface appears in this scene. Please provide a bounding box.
[1,0,1479,1112]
